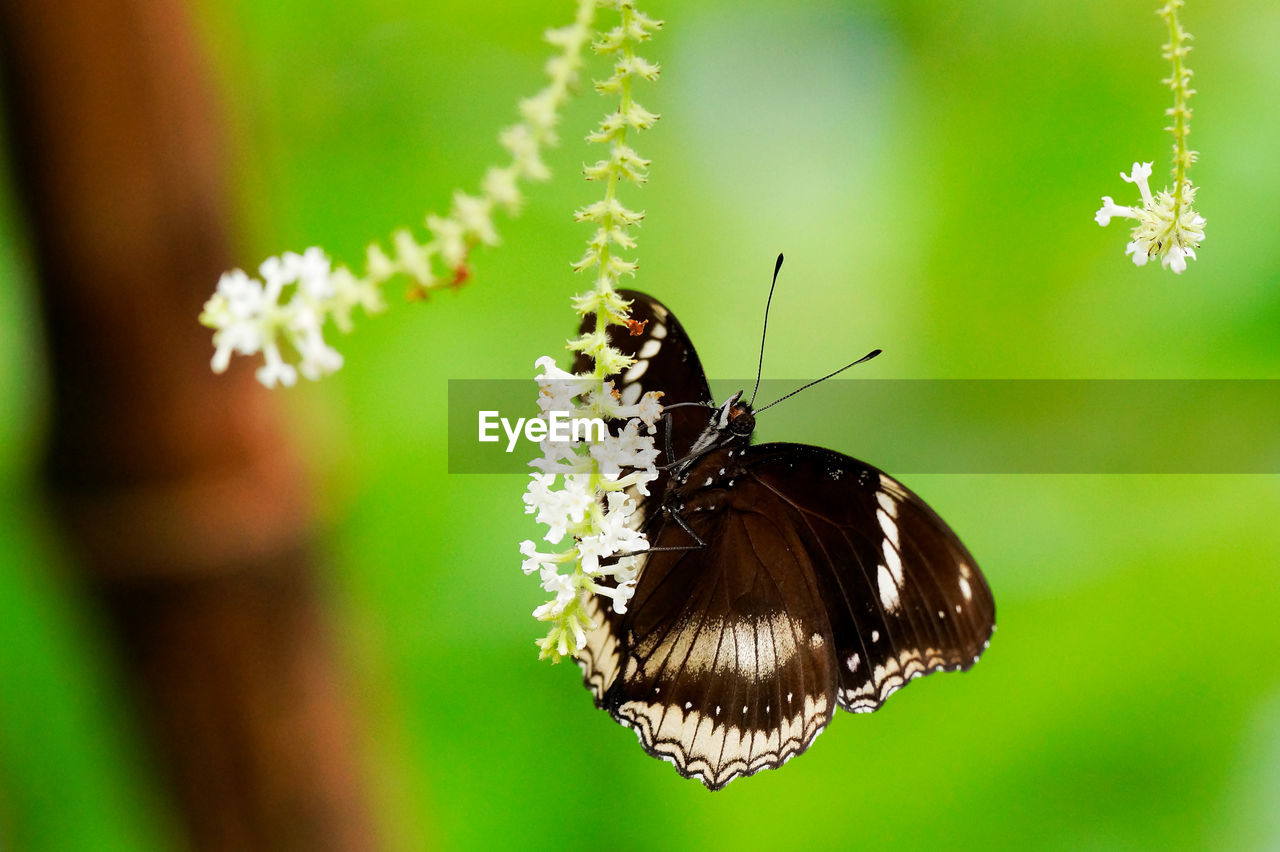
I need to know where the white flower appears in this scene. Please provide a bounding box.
[522,351,663,660]
[500,124,550,181]
[575,490,648,573]
[393,229,433,283]
[426,213,468,270]
[201,247,383,388]
[256,341,298,388]
[589,567,639,614]
[532,565,578,619]
[452,192,499,247]
[523,473,594,544]
[1095,161,1205,273]
[533,355,599,413]
[603,390,664,430]
[207,270,268,374]
[522,474,557,516]
[482,166,523,215]
[590,418,661,475]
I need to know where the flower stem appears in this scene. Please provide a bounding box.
[1160,0,1195,214]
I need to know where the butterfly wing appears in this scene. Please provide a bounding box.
[600,442,995,788]
[571,291,715,701]
[601,457,839,790]
[741,443,996,713]
[571,289,714,456]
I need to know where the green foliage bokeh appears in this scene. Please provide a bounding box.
[2,0,1279,848]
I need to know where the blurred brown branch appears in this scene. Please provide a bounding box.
[0,0,377,848]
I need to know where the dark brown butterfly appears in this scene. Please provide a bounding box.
[571,260,995,789]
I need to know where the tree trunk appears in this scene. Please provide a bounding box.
[0,0,377,848]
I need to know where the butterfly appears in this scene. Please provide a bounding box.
[570,258,996,790]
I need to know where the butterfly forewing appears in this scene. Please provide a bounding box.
[572,289,714,458]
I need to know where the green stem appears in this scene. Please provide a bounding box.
[1164,1,1191,214]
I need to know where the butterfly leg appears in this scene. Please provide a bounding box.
[664,503,707,549]
[604,500,706,562]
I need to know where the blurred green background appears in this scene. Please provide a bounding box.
[3,0,1280,848]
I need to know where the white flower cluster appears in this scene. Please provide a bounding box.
[519,356,663,660]
[1095,162,1205,274]
[201,0,599,386]
[201,247,384,388]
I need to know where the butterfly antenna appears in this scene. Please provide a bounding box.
[755,349,882,414]
[748,253,785,407]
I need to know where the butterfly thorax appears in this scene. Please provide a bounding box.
[670,391,756,480]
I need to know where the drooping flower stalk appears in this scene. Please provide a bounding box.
[520,0,664,662]
[201,0,598,386]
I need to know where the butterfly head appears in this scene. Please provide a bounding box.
[710,391,756,444]
[725,396,756,438]
[675,391,757,473]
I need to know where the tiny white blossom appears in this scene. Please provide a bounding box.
[522,474,557,516]
[1095,161,1205,274]
[533,355,599,413]
[500,124,551,181]
[532,565,577,619]
[207,270,267,374]
[365,243,397,281]
[520,539,575,578]
[523,472,594,544]
[590,418,661,475]
[256,341,298,389]
[426,214,468,269]
[606,389,664,429]
[393,229,433,282]
[482,166,523,215]
[452,192,499,247]
[588,562,640,611]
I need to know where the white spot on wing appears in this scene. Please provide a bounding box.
[650,322,668,339]
[877,564,901,612]
[620,382,642,406]
[877,507,900,549]
[638,339,661,359]
[624,359,649,382]
[883,539,903,585]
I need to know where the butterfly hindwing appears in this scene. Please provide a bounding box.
[600,454,839,788]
